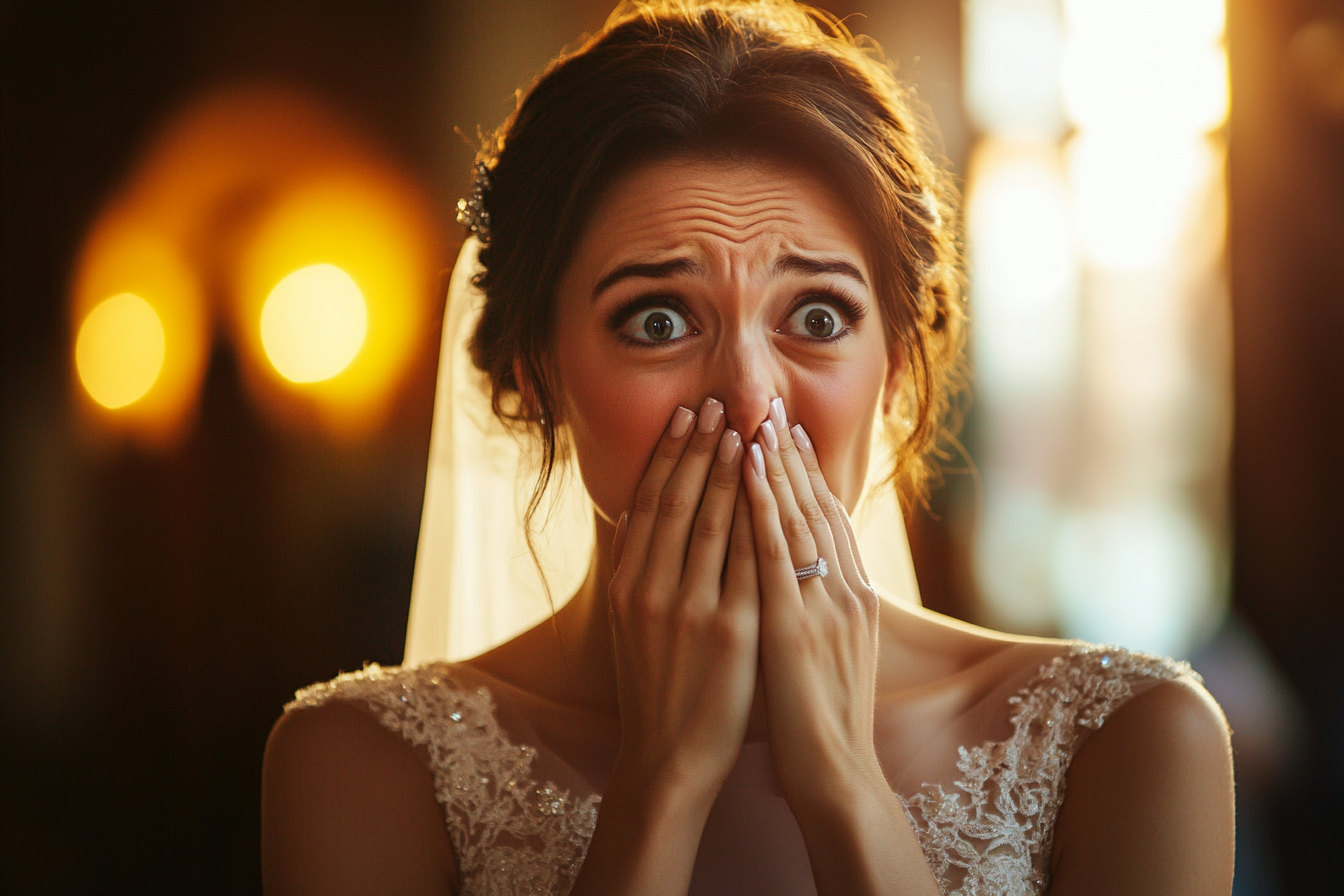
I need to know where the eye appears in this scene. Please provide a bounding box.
[621,306,691,344]
[784,301,845,340]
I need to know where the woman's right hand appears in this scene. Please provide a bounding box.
[606,397,759,800]
[571,398,758,895]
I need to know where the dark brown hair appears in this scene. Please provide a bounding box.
[468,0,965,533]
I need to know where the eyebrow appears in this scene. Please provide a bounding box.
[773,253,868,287]
[590,252,868,300]
[593,257,703,300]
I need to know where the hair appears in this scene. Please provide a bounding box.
[467,0,966,543]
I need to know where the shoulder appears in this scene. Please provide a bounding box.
[262,671,461,895]
[1049,653,1234,896]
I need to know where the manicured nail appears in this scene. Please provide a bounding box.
[791,424,812,452]
[769,397,787,434]
[759,419,779,452]
[718,429,741,463]
[748,442,765,478]
[698,397,724,433]
[669,406,695,439]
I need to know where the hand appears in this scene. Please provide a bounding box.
[607,397,760,801]
[742,397,887,813]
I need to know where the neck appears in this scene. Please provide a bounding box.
[547,513,622,716]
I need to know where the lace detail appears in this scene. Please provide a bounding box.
[287,664,599,896]
[285,642,1197,896]
[899,642,1198,895]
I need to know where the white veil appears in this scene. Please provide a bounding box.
[403,237,922,667]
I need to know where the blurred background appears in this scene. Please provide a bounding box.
[1,0,1339,892]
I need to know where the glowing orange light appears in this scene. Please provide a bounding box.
[75,293,167,408]
[234,170,435,435]
[69,215,208,444]
[260,264,368,383]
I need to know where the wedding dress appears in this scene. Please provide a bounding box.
[283,239,1201,893]
[287,642,1197,895]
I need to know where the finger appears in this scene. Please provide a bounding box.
[644,397,728,583]
[754,417,824,575]
[720,487,759,616]
[615,404,697,586]
[833,496,873,590]
[682,427,743,602]
[743,441,806,617]
[765,399,840,573]
[613,510,630,567]
[791,423,869,588]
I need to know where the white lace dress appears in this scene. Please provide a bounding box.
[286,642,1197,896]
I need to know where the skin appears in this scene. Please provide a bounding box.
[260,156,1235,896]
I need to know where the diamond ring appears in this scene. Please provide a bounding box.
[794,557,828,580]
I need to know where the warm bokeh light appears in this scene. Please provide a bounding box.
[1062,0,1228,138]
[1068,133,1217,271]
[967,140,1077,400]
[964,0,1065,140]
[68,87,442,444]
[965,0,1232,656]
[69,216,208,444]
[75,293,166,409]
[234,170,435,435]
[260,264,368,383]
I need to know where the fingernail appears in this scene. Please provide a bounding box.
[669,406,695,439]
[698,397,724,433]
[769,397,787,433]
[718,429,741,464]
[791,424,812,452]
[759,419,779,452]
[748,442,765,478]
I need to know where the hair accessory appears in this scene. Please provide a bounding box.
[794,557,828,581]
[455,160,493,244]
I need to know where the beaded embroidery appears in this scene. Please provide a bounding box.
[287,642,1196,896]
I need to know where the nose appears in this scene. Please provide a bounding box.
[712,334,778,438]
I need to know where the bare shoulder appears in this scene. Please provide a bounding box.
[876,596,1067,690]
[1049,675,1234,896]
[262,702,458,896]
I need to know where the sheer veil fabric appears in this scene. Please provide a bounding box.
[403,237,922,666]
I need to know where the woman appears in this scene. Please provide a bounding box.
[261,2,1235,894]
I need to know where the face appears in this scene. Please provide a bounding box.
[551,155,895,524]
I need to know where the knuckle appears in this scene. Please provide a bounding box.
[658,488,692,517]
[655,438,684,460]
[691,512,729,542]
[633,483,662,515]
[799,497,828,528]
[763,538,792,564]
[783,512,813,542]
[709,612,751,651]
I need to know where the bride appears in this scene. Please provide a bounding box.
[261,2,1235,894]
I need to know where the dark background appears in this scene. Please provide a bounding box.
[1,1,1340,892]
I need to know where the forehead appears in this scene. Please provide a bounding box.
[570,154,868,279]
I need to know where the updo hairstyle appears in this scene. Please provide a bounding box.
[467,0,965,521]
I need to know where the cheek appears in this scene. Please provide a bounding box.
[559,350,689,523]
[792,359,886,509]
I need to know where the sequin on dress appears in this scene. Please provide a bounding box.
[286,641,1197,896]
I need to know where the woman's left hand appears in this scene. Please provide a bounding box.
[742,397,886,810]
[742,398,942,896]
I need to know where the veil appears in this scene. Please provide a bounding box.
[403,237,922,667]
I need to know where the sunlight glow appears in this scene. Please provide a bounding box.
[75,293,166,409]
[260,264,368,383]
[968,141,1078,399]
[965,0,1232,655]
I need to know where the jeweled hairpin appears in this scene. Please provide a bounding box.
[456,160,493,244]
